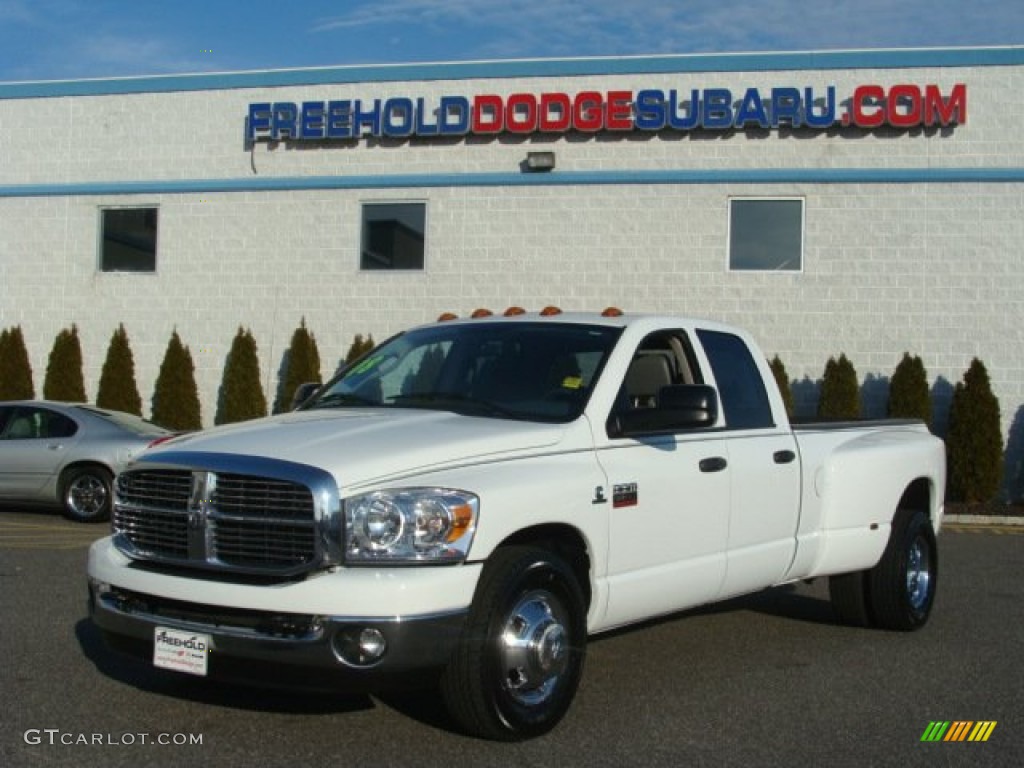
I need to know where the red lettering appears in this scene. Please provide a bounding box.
[851,85,885,128]
[574,91,604,132]
[506,93,538,133]
[925,83,967,126]
[539,93,571,132]
[606,90,632,130]
[472,94,504,133]
[887,84,922,128]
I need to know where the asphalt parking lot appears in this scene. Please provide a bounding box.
[1,508,1021,768]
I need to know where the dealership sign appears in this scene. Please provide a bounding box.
[246,84,966,141]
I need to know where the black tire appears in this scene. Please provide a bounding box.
[866,508,937,631]
[60,466,113,523]
[440,546,587,741]
[828,571,873,628]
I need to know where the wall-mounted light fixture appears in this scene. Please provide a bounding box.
[525,151,556,172]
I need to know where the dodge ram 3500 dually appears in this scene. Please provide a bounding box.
[88,309,945,740]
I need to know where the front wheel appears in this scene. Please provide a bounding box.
[441,546,587,741]
[60,466,113,523]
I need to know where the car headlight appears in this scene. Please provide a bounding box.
[343,488,478,564]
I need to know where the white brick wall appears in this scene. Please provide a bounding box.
[1,54,1022,498]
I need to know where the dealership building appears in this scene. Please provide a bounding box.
[0,46,1022,494]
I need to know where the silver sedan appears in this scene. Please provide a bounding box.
[0,401,172,522]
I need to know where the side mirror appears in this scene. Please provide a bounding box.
[609,384,719,438]
[290,382,321,410]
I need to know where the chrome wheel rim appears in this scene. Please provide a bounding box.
[67,475,107,518]
[906,535,932,611]
[499,589,570,706]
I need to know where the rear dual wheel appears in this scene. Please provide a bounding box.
[829,508,937,631]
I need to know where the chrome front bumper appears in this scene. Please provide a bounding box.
[88,579,467,692]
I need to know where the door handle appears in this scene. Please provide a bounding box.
[773,450,796,464]
[47,443,64,451]
[699,457,728,473]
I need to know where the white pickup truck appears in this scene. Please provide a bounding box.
[88,309,945,740]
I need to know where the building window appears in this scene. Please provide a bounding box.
[360,202,426,270]
[100,207,158,272]
[728,198,803,272]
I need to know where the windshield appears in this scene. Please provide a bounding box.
[305,322,621,422]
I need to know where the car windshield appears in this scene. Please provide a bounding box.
[304,322,621,423]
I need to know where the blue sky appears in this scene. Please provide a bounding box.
[0,0,1021,82]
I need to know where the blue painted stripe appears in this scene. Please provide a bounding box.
[1,167,1021,198]
[2,47,1022,100]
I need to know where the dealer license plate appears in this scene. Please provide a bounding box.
[153,626,211,677]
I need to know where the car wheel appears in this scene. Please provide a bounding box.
[441,546,587,741]
[61,466,113,523]
[866,508,937,631]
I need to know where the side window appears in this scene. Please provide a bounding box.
[618,331,700,410]
[360,202,426,270]
[100,207,158,272]
[37,409,78,439]
[696,330,774,430]
[1,408,41,439]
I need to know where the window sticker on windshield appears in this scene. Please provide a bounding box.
[562,376,583,390]
[352,355,383,375]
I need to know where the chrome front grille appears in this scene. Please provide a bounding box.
[113,466,321,575]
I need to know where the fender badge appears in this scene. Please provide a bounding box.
[613,483,638,509]
[592,486,607,505]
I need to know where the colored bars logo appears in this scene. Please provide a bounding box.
[921,721,997,742]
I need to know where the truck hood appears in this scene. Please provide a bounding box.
[140,408,568,488]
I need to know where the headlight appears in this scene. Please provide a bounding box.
[343,488,478,564]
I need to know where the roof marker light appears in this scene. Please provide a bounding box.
[471,308,493,318]
[601,306,624,317]
[539,306,562,316]
[504,306,527,316]
[437,312,458,322]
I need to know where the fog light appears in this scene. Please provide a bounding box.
[334,626,388,667]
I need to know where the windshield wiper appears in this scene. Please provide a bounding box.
[307,393,379,409]
[387,393,517,419]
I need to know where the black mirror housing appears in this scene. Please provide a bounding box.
[609,384,718,437]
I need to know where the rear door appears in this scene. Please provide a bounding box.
[0,406,80,499]
[696,329,801,596]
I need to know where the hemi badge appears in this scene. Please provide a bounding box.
[612,483,638,509]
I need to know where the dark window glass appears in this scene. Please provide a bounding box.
[0,407,78,440]
[360,203,425,270]
[36,408,78,439]
[100,207,158,272]
[728,198,802,271]
[697,330,774,429]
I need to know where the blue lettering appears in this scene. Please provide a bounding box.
[326,100,352,138]
[770,88,802,127]
[702,89,733,129]
[247,103,271,141]
[383,97,414,137]
[735,88,769,128]
[667,89,699,130]
[354,99,381,136]
[415,98,439,136]
[439,96,470,135]
[634,89,666,130]
[804,86,836,128]
[271,102,299,140]
[300,101,326,139]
